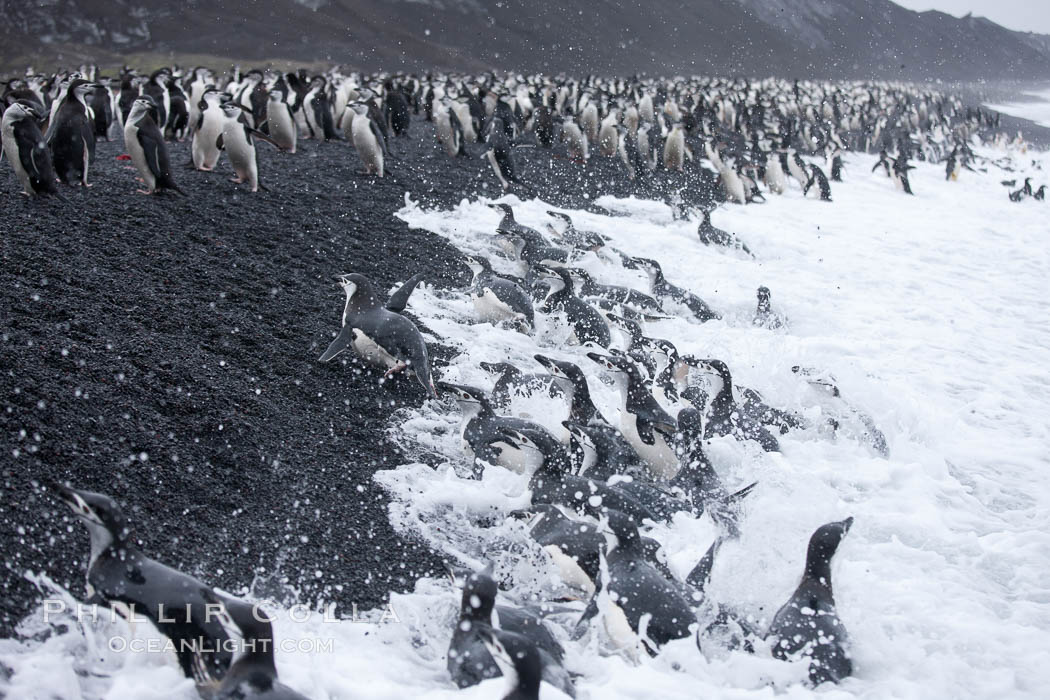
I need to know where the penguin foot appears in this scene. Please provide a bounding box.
[135,189,154,195]
[383,363,408,378]
[230,177,243,183]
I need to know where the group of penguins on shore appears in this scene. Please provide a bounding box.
[3,62,1039,206]
[46,192,888,698]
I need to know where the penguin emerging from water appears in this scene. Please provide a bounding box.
[448,569,574,697]
[437,382,553,475]
[346,102,386,177]
[533,265,612,348]
[623,256,719,323]
[753,286,784,329]
[462,253,535,332]
[499,427,667,524]
[50,483,232,683]
[200,590,310,700]
[803,164,833,201]
[697,208,752,255]
[484,116,523,191]
[2,101,60,197]
[319,273,436,398]
[47,78,100,186]
[672,407,756,536]
[587,351,679,479]
[545,211,606,252]
[689,358,781,452]
[478,626,574,700]
[892,154,915,195]
[575,509,699,653]
[123,97,184,196]
[767,517,855,686]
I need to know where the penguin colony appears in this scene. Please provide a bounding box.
[5,62,1040,700]
[3,65,1044,205]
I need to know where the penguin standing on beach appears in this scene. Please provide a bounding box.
[219,102,282,192]
[265,88,297,153]
[123,96,184,195]
[46,78,100,186]
[2,102,59,196]
[346,102,386,177]
[192,88,226,171]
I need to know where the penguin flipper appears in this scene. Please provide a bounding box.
[571,592,601,641]
[685,537,723,592]
[386,273,425,313]
[319,326,354,362]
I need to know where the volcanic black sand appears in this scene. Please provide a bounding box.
[0,112,720,636]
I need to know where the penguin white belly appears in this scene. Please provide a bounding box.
[223,127,259,191]
[722,169,746,204]
[350,329,401,370]
[473,288,518,322]
[122,124,156,191]
[351,118,383,177]
[620,414,678,480]
[435,113,456,157]
[544,545,595,594]
[193,116,224,170]
[1,130,31,194]
[267,105,297,153]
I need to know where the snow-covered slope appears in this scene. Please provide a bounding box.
[2,143,1048,699]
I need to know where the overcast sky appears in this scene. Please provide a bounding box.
[892,0,1050,34]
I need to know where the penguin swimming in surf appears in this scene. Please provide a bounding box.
[767,517,855,686]
[448,569,574,697]
[200,590,310,699]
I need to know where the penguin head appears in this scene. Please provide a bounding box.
[478,361,514,377]
[460,254,490,276]
[805,517,854,580]
[348,102,369,117]
[129,96,157,120]
[487,202,513,218]
[563,420,597,459]
[50,482,132,549]
[688,358,731,394]
[3,101,41,122]
[334,272,379,307]
[459,568,498,622]
[531,264,569,294]
[533,354,578,384]
[586,351,632,378]
[71,79,101,101]
[435,381,486,408]
[220,101,247,119]
[599,509,643,554]
[267,88,283,102]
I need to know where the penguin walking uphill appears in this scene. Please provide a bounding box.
[346,102,386,177]
[219,101,282,192]
[2,101,60,197]
[318,272,436,398]
[767,517,855,686]
[49,483,233,683]
[123,96,184,195]
[46,78,101,186]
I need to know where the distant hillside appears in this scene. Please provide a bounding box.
[2,0,1049,81]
